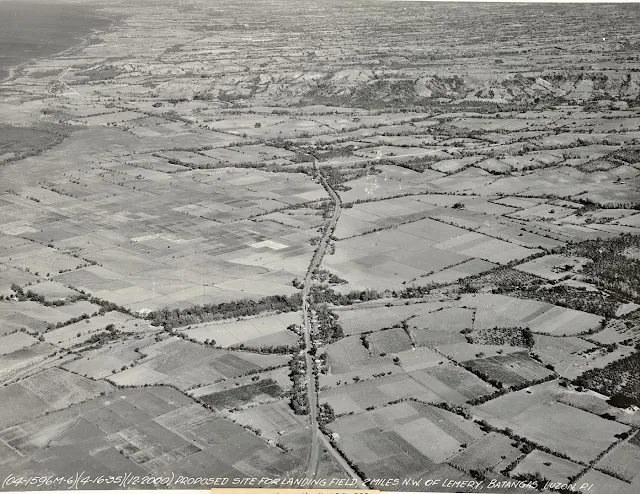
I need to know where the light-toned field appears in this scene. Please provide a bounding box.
[183,311,301,348]
[366,328,413,355]
[554,345,636,380]
[436,342,525,362]
[464,293,604,336]
[409,307,474,332]
[448,432,519,473]
[533,335,597,365]
[0,331,38,355]
[230,399,308,441]
[0,342,57,382]
[22,280,79,300]
[62,336,155,379]
[0,367,113,430]
[325,335,394,375]
[512,450,583,483]
[320,373,442,415]
[412,329,467,347]
[43,315,114,347]
[327,401,483,479]
[110,337,290,390]
[596,441,640,482]
[0,299,102,333]
[0,386,302,480]
[335,301,449,335]
[515,254,592,281]
[577,469,631,494]
[418,258,497,285]
[478,388,630,463]
[556,391,640,428]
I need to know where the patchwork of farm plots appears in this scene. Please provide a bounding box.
[0,160,326,312]
[109,337,290,391]
[327,401,485,480]
[0,386,307,482]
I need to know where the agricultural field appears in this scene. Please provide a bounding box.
[183,311,301,349]
[366,328,413,356]
[477,384,630,463]
[198,378,285,411]
[463,293,604,336]
[462,352,555,388]
[327,401,484,480]
[0,387,306,482]
[0,0,639,489]
[334,301,450,336]
[320,373,442,415]
[595,439,640,483]
[577,469,632,494]
[109,337,290,390]
[0,331,38,355]
[511,450,583,484]
[230,399,308,442]
[0,367,113,430]
[448,432,520,474]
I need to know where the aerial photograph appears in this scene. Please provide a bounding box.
[0,0,639,492]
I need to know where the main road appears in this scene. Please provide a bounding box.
[301,160,365,487]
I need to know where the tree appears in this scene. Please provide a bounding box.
[608,393,638,409]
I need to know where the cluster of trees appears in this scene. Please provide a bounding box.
[230,343,300,355]
[83,323,119,347]
[313,304,343,343]
[463,326,535,348]
[9,284,134,320]
[318,402,336,425]
[498,283,619,319]
[567,233,640,301]
[199,378,283,409]
[313,269,347,285]
[310,285,383,305]
[288,354,309,415]
[466,374,557,406]
[573,351,640,408]
[150,293,302,329]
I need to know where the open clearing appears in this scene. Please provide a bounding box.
[183,311,301,348]
[110,337,290,390]
[327,401,483,479]
[478,385,630,463]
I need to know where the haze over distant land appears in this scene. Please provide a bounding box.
[0,1,113,81]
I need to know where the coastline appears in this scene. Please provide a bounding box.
[0,8,119,86]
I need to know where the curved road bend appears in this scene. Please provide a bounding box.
[301,161,367,488]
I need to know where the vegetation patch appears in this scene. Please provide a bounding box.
[465,327,535,348]
[574,351,640,408]
[199,378,284,410]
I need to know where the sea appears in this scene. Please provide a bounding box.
[0,1,114,81]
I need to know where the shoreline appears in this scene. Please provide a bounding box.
[0,10,121,86]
